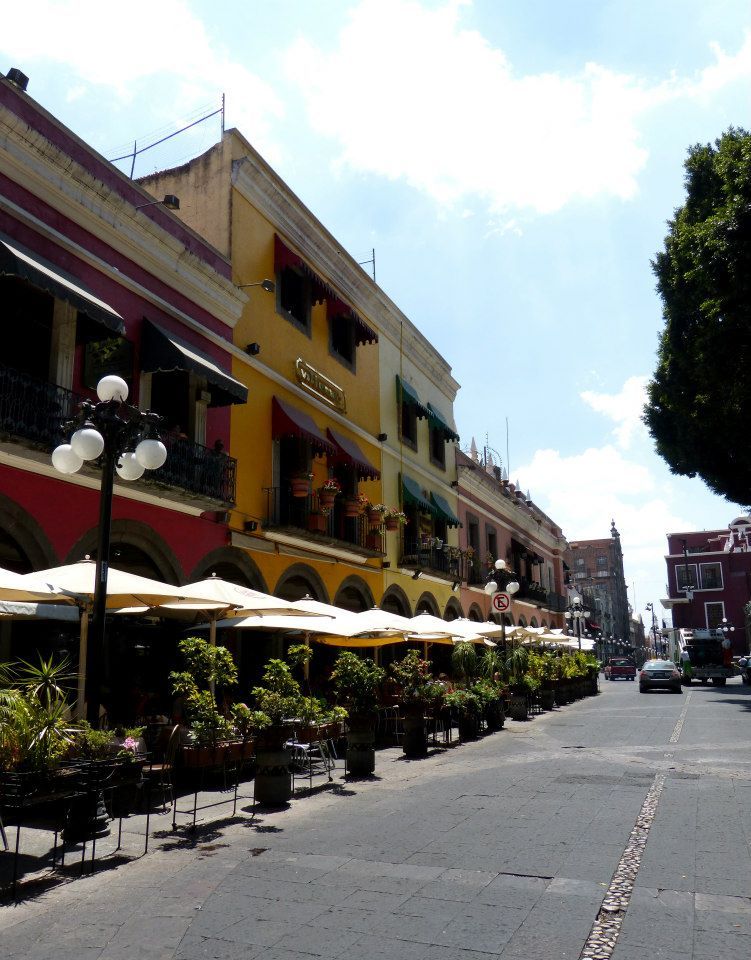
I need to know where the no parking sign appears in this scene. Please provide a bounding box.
[491,592,511,613]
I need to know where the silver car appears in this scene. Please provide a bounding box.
[639,659,682,693]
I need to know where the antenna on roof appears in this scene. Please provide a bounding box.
[358,249,376,282]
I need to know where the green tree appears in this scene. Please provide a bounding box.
[644,127,751,503]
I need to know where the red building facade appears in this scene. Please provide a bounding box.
[663,517,751,656]
[0,70,255,668]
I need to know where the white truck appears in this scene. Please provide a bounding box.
[670,627,734,686]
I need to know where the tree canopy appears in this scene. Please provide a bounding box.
[644,127,751,504]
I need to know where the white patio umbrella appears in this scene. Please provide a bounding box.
[20,559,226,718]
[0,565,81,604]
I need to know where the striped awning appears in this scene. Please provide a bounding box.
[427,402,459,442]
[396,375,428,418]
[327,428,380,480]
[430,492,462,528]
[402,475,437,515]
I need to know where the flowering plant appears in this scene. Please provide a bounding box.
[319,478,341,493]
[385,508,408,524]
[368,503,388,514]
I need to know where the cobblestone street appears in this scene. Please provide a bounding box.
[2,678,751,960]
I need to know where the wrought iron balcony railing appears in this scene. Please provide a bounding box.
[399,537,465,583]
[263,485,385,554]
[0,362,236,504]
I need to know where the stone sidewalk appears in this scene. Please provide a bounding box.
[2,679,751,960]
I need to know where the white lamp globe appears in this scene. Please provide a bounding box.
[506,580,520,595]
[484,580,498,595]
[135,438,167,470]
[96,375,129,403]
[52,443,83,475]
[70,426,104,461]
[494,558,506,571]
[116,451,145,481]
[722,638,732,650]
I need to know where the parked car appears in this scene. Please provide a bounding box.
[639,659,682,693]
[604,658,636,681]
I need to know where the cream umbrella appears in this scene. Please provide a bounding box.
[20,559,226,718]
[0,565,81,604]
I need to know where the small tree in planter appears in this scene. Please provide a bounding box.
[390,651,444,757]
[444,688,482,741]
[170,637,237,764]
[330,651,384,776]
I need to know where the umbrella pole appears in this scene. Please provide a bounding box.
[76,608,89,720]
[304,635,311,682]
[209,615,216,697]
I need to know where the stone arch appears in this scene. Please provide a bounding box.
[274,563,330,603]
[0,491,58,572]
[380,583,412,617]
[334,575,375,612]
[189,547,269,592]
[530,616,538,628]
[503,614,513,626]
[467,602,484,622]
[541,619,548,628]
[415,592,440,616]
[517,614,527,627]
[66,519,183,583]
[443,596,463,620]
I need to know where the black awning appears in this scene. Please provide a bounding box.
[327,427,380,480]
[0,234,124,335]
[141,320,247,406]
[272,396,336,457]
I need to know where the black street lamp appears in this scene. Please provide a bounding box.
[52,375,167,725]
[645,601,660,655]
[484,558,520,646]
[718,617,735,653]
[565,596,590,650]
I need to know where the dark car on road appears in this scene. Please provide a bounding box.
[639,659,682,693]
[604,658,636,681]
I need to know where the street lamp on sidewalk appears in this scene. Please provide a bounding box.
[52,374,167,724]
[484,558,520,646]
[565,596,590,650]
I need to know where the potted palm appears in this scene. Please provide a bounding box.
[330,651,384,776]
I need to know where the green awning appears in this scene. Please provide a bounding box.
[402,474,437,515]
[396,375,428,418]
[427,402,460,442]
[430,492,462,528]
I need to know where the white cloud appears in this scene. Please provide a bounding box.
[0,0,285,161]
[284,0,751,215]
[580,375,649,449]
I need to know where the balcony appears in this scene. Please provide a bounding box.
[263,486,385,556]
[0,362,236,505]
[400,536,465,583]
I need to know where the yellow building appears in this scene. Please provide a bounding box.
[141,130,463,658]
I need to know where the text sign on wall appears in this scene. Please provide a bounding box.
[295,358,346,413]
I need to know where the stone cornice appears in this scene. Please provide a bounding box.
[228,132,460,399]
[0,101,244,329]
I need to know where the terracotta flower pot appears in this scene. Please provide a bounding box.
[384,517,399,532]
[344,499,361,517]
[368,509,384,526]
[319,490,336,509]
[290,478,310,498]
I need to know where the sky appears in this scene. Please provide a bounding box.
[2,0,750,630]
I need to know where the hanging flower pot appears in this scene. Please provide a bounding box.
[344,497,362,517]
[319,490,337,509]
[384,517,399,531]
[290,476,311,498]
[368,505,387,526]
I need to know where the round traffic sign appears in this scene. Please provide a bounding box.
[491,591,511,612]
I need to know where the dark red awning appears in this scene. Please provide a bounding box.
[274,235,335,305]
[272,397,336,457]
[327,428,380,480]
[328,296,378,346]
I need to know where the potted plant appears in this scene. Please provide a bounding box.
[250,648,323,804]
[330,651,384,776]
[307,511,327,533]
[344,492,368,517]
[367,502,388,526]
[444,688,482,741]
[384,508,408,532]
[318,477,341,509]
[169,636,237,767]
[390,651,443,758]
[505,646,532,721]
[290,471,313,498]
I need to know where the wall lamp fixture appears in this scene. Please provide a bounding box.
[450,480,459,488]
[6,68,29,91]
[238,279,275,293]
[377,433,388,442]
[244,520,259,533]
[245,342,261,356]
[451,580,460,591]
[412,569,422,580]
[136,194,180,211]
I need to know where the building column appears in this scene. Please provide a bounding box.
[48,301,77,389]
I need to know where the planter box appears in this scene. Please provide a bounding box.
[308,513,327,533]
[255,746,292,805]
[457,714,479,741]
[509,694,528,721]
[346,725,376,776]
[540,689,556,711]
[402,715,427,758]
